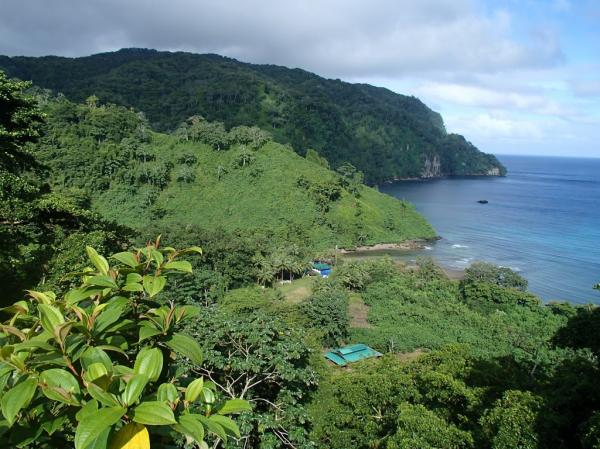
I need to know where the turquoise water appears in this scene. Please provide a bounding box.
[381,155,600,304]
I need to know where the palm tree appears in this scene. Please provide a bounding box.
[256,260,275,287]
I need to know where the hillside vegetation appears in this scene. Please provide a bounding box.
[0,48,506,183]
[35,95,435,250]
[2,69,600,449]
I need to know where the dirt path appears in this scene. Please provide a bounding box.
[348,294,372,328]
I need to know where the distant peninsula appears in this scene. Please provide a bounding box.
[0,48,506,183]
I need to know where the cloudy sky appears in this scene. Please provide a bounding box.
[1,0,599,157]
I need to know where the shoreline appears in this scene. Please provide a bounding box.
[339,238,440,254]
[339,239,465,281]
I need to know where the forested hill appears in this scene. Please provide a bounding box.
[0,48,505,183]
[33,94,435,251]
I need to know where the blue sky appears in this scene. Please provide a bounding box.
[0,0,598,157]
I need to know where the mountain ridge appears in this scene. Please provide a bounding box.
[0,48,506,183]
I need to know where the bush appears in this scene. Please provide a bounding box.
[0,240,249,449]
[303,287,349,346]
[464,262,528,291]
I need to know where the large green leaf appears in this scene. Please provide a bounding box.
[38,304,65,335]
[39,368,81,405]
[163,261,193,273]
[81,347,113,373]
[86,275,118,289]
[111,252,139,268]
[196,414,227,442]
[210,415,241,438]
[26,290,54,305]
[86,246,110,275]
[138,323,162,343]
[87,383,121,407]
[1,377,37,425]
[157,383,179,403]
[133,347,163,382]
[94,298,129,334]
[132,401,176,425]
[142,276,166,297]
[217,398,252,415]
[181,246,203,255]
[185,378,204,402]
[166,333,203,364]
[150,248,164,266]
[122,374,148,406]
[122,283,144,292]
[176,414,205,444]
[84,362,109,383]
[65,287,106,306]
[75,406,125,449]
[200,387,215,405]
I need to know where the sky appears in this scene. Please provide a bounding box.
[1,0,599,157]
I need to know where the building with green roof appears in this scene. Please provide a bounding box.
[324,344,382,366]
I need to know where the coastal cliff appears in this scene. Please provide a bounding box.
[422,155,442,178]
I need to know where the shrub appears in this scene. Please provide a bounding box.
[303,288,349,346]
[0,240,249,449]
[464,262,528,291]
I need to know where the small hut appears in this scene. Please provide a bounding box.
[311,262,332,277]
[325,344,382,366]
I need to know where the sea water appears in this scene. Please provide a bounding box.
[380,155,600,304]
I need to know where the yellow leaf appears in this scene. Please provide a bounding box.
[109,422,150,449]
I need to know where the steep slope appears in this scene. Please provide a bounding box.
[33,96,435,249]
[1,48,506,183]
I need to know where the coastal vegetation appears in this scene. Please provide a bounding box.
[0,48,506,183]
[1,68,600,449]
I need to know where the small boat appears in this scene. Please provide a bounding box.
[477,200,488,204]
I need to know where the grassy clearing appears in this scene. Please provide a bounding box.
[277,276,316,304]
[348,293,371,328]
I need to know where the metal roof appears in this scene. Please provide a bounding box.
[313,263,332,271]
[325,344,382,366]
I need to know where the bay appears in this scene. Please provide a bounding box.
[379,155,600,304]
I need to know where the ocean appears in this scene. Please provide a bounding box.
[380,155,600,304]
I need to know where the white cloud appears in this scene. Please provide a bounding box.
[0,0,564,78]
[446,113,545,140]
[414,82,566,116]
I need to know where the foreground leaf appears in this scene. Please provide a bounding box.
[176,414,205,444]
[39,368,81,405]
[132,401,176,425]
[86,246,110,275]
[1,377,37,425]
[133,347,163,382]
[109,422,150,449]
[111,252,139,269]
[142,276,166,297]
[74,406,126,449]
[163,261,192,273]
[185,377,204,402]
[122,374,148,406]
[166,333,203,364]
[217,398,252,415]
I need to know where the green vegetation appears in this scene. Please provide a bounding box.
[2,67,600,449]
[0,241,250,449]
[33,95,434,251]
[0,48,506,183]
[0,72,128,303]
[309,258,600,449]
